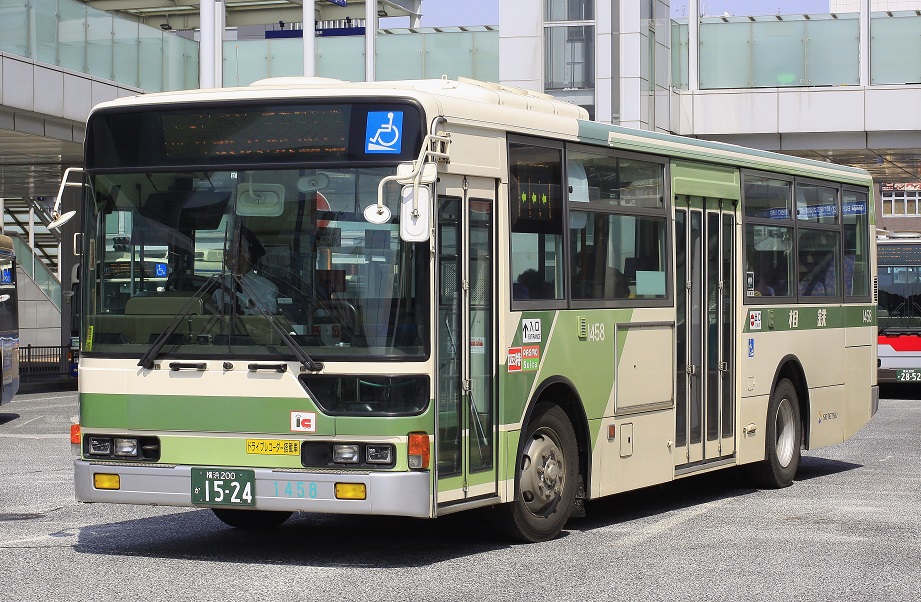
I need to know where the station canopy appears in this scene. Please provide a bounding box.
[75,0,421,30]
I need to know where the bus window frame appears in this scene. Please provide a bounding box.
[792,175,844,303]
[562,142,672,310]
[742,169,871,305]
[741,170,795,304]
[841,183,873,303]
[507,135,568,312]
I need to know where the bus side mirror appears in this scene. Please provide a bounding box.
[400,184,431,243]
[396,162,435,242]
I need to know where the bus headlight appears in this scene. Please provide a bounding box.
[332,444,360,464]
[88,437,112,455]
[366,445,394,465]
[113,438,139,457]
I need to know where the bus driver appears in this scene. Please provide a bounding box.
[214,227,279,314]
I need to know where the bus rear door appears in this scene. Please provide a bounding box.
[675,197,737,469]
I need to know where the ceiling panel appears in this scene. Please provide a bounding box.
[0,130,83,199]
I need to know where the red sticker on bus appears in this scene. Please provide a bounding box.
[508,347,522,372]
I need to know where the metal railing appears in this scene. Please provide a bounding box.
[19,345,74,382]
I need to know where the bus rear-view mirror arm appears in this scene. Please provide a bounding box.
[365,117,449,243]
[50,167,85,230]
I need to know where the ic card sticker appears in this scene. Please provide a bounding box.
[290,411,317,432]
[521,345,540,371]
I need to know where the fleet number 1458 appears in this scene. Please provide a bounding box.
[588,323,605,341]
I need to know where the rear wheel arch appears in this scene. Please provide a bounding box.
[771,355,810,449]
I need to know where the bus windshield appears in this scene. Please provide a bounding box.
[83,167,429,360]
[878,247,921,334]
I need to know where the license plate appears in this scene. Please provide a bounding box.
[896,369,921,382]
[191,468,255,506]
[246,439,300,455]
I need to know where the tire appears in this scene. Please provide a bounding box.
[211,508,292,530]
[502,404,579,543]
[748,378,802,488]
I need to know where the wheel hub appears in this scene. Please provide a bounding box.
[521,432,566,516]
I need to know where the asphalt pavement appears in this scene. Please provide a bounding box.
[0,387,918,601]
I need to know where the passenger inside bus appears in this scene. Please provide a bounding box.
[797,231,837,297]
[572,245,630,299]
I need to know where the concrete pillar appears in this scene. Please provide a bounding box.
[199,0,224,88]
[304,1,316,76]
[365,0,378,81]
[859,0,870,86]
[688,0,699,91]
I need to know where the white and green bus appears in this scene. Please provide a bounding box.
[69,78,878,542]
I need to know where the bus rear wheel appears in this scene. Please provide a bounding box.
[211,508,293,529]
[748,378,801,488]
[503,403,578,543]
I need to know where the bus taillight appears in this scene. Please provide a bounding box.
[407,432,430,469]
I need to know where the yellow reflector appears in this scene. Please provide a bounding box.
[93,473,120,490]
[335,483,366,500]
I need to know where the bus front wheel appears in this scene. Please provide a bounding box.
[748,378,802,488]
[211,508,293,529]
[503,403,578,543]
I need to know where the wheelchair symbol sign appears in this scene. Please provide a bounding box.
[155,262,168,277]
[365,111,403,154]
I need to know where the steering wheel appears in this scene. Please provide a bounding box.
[310,299,361,343]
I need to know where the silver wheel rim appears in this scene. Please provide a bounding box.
[520,427,566,517]
[775,398,796,468]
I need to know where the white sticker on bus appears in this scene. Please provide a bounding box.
[522,319,542,343]
[749,310,762,330]
[291,411,317,432]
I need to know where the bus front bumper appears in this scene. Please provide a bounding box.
[74,460,432,518]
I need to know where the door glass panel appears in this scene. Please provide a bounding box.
[675,210,687,448]
[722,214,734,440]
[469,198,493,472]
[706,213,720,442]
[689,211,703,446]
[437,198,462,476]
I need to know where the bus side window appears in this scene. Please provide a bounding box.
[508,141,564,305]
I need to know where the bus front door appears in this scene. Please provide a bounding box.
[434,175,499,508]
[675,200,736,469]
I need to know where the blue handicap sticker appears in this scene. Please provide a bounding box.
[365,111,403,154]
[155,262,169,278]
[748,338,755,358]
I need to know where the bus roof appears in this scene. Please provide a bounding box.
[89,77,872,187]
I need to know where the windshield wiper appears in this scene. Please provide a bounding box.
[234,273,324,372]
[137,276,225,370]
